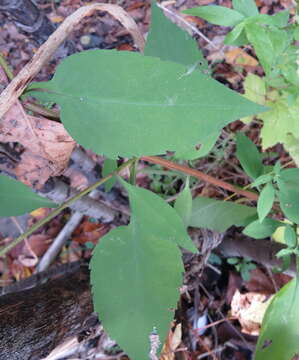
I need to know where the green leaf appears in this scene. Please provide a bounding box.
[243,218,281,239]
[145,0,207,70]
[259,98,299,150]
[273,161,282,176]
[190,196,256,232]
[102,158,118,192]
[251,174,273,188]
[90,182,196,360]
[174,132,218,160]
[227,257,239,265]
[183,5,245,27]
[269,10,290,28]
[242,74,266,106]
[241,266,253,281]
[208,252,222,265]
[245,23,288,75]
[236,132,263,179]
[28,51,265,159]
[224,22,248,46]
[0,175,56,217]
[174,178,192,226]
[257,182,275,222]
[276,247,294,258]
[246,11,290,28]
[232,0,258,17]
[277,169,299,224]
[284,224,297,248]
[284,134,299,167]
[294,26,299,41]
[255,279,299,360]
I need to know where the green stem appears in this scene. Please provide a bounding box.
[23,101,60,120]
[129,158,139,185]
[0,158,136,257]
[0,53,14,81]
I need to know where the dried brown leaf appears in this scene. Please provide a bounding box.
[231,290,272,336]
[0,67,75,187]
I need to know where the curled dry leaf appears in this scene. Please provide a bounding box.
[0,67,75,188]
[160,323,182,360]
[225,48,258,68]
[231,290,273,336]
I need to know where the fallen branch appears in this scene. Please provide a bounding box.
[0,3,145,118]
[39,178,115,221]
[36,189,99,272]
[0,262,93,360]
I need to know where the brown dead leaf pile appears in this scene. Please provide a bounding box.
[0,66,75,188]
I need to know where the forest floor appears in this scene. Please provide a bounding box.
[0,0,297,359]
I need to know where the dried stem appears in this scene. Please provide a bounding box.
[141,156,259,202]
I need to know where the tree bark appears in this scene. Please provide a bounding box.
[0,0,55,44]
[0,262,94,360]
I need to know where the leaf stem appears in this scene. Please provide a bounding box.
[23,100,60,120]
[141,156,259,202]
[0,53,14,81]
[129,158,139,185]
[0,158,136,257]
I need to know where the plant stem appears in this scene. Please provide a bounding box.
[129,158,139,185]
[0,158,136,257]
[23,100,60,120]
[141,156,259,202]
[0,53,14,81]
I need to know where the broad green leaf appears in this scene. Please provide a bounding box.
[284,134,299,167]
[245,23,288,75]
[236,132,263,179]
[284,224,297,248]
[232,0,258,17]
[294,26,299,41]
[277,169,299,224]
[259,98,299,149]
[90,182,196,360]
[255,279,299,360]
[183,6,245,27]
[102,158,117,192]
[224,22,248,46]
[190,196,256,232]
[28,51,265,159]
[267,10,290,28]
[243,218,281,239]
[145,0,207,70]
[257,183,275,222]
[242,74,266,106]
[174,132,218,160]
[174,178,192,226]
[278,168,299,184]
[0,175,56,217]
[122,180,197,253]
[246,11,290,28]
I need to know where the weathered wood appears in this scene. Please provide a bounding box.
[0,263,94,360]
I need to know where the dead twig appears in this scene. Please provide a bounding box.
[141,156,259,202]
[0,3,144,119]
